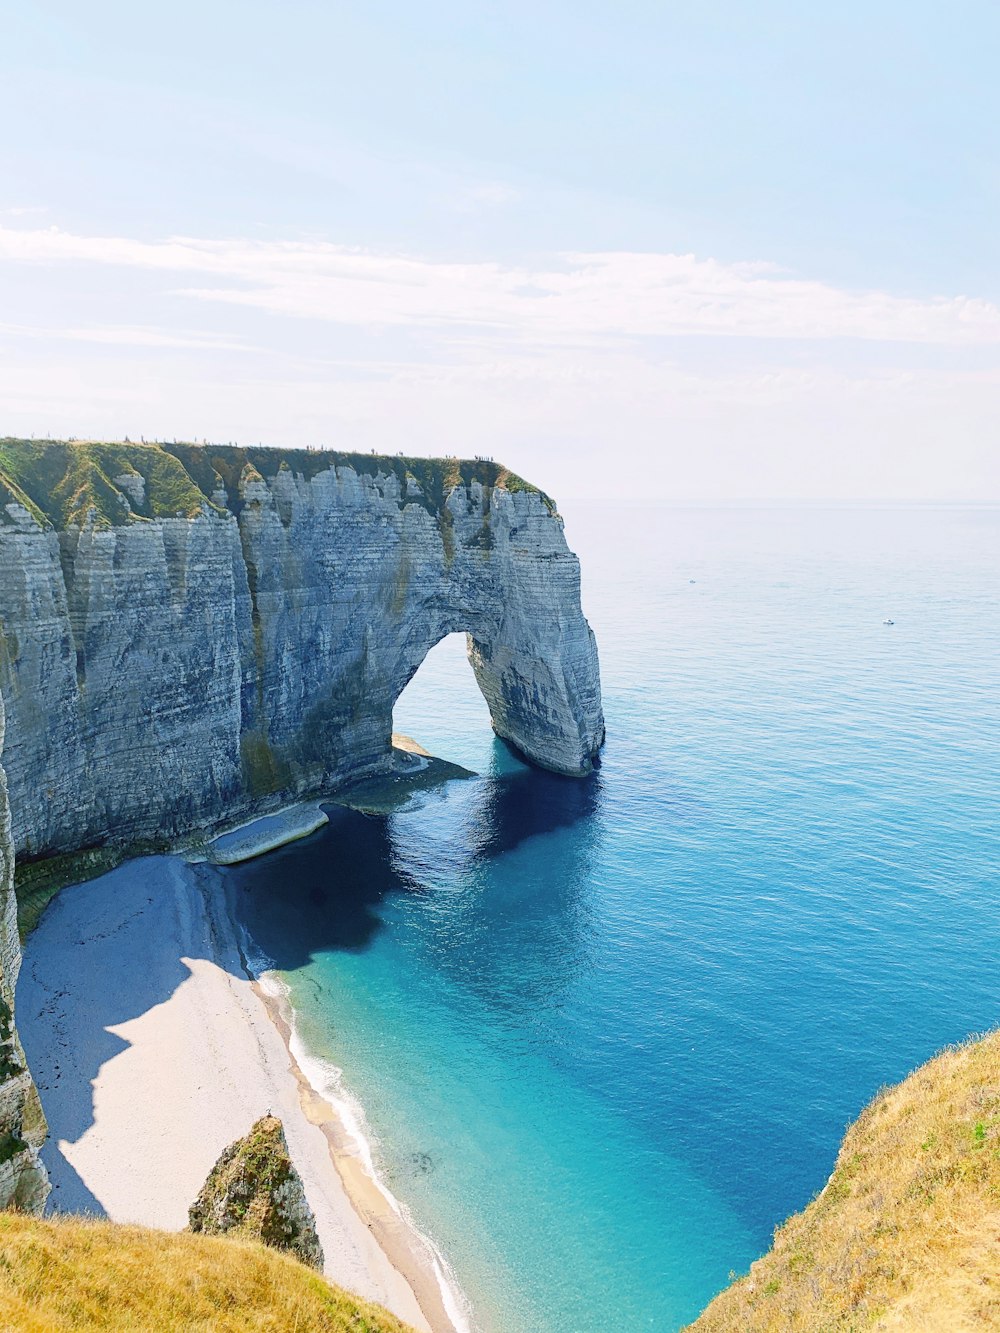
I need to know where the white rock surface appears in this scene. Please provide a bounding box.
[0,691,48,1212]
[0,451,605,859]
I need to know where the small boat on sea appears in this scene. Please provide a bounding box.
[883,618,895,625]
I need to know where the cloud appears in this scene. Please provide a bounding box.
[0,321,254,352]
[2,224,999,347]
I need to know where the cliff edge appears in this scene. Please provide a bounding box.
[0,439,604,861]
[686,1031,1000,1332]
[0,1213,414,1331]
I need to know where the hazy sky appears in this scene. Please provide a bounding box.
[2,1,998,501]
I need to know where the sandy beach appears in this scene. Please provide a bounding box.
[16,852,464,1333]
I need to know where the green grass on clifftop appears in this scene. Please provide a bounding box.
[0,440,215,528]
[0,439,554,529]
[686,1030,1000,1332]
[0,1214,416,1333]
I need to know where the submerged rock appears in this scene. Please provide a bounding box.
[188,1115,323,1270]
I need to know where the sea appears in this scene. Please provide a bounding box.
[226,502,1000,1333]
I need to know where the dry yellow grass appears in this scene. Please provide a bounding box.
[686,1031,1000,1332]
[0,1213,417,1332]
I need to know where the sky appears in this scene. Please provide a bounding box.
[1,1,998,501]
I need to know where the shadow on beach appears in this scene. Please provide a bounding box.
[227,742,606,962]
[17,739,605,1198]
[17,856,201,1214]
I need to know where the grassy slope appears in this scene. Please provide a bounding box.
[0,439,553,529]
[686,1031,1000,1332]
[0,1214,416,1332]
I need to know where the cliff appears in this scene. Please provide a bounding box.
[686,1031,1000,1331]
[0,692,47,1213]
[0,1213,415,1331]
[189,1115,324,1270]
[0,437,601,1214]
[0,440,604,861]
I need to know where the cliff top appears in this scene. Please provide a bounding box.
[686,1029,1000,1331]
[0,1213,415,1331]
[0,438,553,529]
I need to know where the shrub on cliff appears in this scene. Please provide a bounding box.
[686,1030,1000,1331]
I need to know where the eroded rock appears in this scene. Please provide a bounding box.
[0,443,605,860]
[188,1114,323,1270]
[0,690,48,1213]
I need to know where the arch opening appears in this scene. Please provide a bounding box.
[391,632,496,774]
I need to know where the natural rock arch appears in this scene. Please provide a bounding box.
[0,442,605,859]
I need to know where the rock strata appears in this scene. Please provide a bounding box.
[0,440,603,1219]
[188,1115,323,1270]
[0,691,47,1212]
[0,441,605,860]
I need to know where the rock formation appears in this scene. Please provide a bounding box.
[188,1115,323,1270]
[0,440,602,1213]
[0,691,48,1212]
[0,440,605,860]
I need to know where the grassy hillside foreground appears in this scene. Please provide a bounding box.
[687,1031,1000,1332]
[0,1214,416,1332]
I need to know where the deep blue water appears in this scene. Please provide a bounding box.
[229,504,1000,1332]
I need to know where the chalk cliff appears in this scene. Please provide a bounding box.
[0,440,604,860]
[0,437,602,1214]
[0,693,47,1212]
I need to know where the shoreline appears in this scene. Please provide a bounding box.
[17,850,466,1333]
[249,973,472,1333]
[216,867,471,1333]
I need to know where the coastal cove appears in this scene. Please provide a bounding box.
[11,500,1000,1332]
[219,501,1000,1330]
[16,852,456,1333]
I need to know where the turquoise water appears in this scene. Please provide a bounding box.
[228,504,1000,1332]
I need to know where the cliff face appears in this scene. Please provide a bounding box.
[0,692,48,1212]
[0,441,604,859]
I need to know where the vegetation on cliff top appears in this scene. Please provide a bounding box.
[686,1030,1000,1332]
[0,440,215,529]
[0,439,553,529]
[0,1214,414,1332]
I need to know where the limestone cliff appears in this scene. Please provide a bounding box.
[0,440,604,860]
[0,692,47,1212]
[189,1115,323,1270]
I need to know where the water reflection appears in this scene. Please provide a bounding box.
[386,763,606,1016]
[228,755,606,1016]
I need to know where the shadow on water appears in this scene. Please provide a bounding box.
[227,748,606,971]
[17,741,606,1213]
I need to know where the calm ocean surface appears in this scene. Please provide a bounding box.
[229,504,1000,1332]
